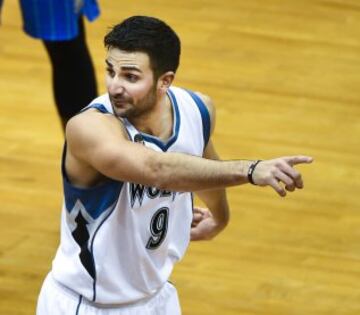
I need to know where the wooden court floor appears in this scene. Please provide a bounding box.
[0,0,360,314]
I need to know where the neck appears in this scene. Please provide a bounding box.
[130,93,173,141]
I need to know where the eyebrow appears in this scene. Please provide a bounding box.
[105,59,142,72]
[105,60,113,68]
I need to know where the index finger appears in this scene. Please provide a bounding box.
[283,156,313,166]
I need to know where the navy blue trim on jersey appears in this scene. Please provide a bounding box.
[139,89,180,152]
[81,103,110,114]
[83,103,134,140]
[90,202,119,302]
[75,295,82,315]
[61,144,123,220]
[63,178,122,220]
[191,192,194,211]
[186,90,211,148]
[61,143,70,181]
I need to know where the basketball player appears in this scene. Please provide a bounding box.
[36,16,313,315]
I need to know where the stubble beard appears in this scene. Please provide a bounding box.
[110,85,158,120]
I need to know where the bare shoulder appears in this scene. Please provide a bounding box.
[66,109,116,133]
[65,109,129,161]
[64,109,133,185]
[66,109,127,143]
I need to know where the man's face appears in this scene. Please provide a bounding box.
[105,47,158,119]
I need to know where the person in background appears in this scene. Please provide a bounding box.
[0,0,99,130]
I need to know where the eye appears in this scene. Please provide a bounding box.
[106,67,115,77]
[125,73,139,82]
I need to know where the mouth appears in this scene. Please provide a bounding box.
[111,97,129,108]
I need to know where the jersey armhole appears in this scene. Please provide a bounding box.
[81,103,110,114]
[185,90,211,148]
[62,103,110,181]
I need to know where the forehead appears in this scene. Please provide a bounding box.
[106,48,151,71]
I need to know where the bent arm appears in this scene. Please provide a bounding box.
[191,94,229,240]
[194,140,230,234]
[66,109,312,195]
[66,110,251,192]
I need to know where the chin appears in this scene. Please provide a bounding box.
[114,111,128,118]
[111,104,128,118]
[116,109,137,119]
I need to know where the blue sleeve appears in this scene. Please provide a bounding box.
[82,0,100,22]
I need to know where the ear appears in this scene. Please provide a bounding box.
[157,71,175,93]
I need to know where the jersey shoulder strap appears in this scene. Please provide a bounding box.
[185,89,211,147]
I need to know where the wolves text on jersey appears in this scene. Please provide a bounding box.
[130,183,177,208]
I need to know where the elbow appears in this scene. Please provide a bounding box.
[215,203,230,232]
[218,211,230,230]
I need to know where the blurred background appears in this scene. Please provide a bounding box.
[0,0,359,314]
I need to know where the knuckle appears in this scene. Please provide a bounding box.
[285,185,295,191]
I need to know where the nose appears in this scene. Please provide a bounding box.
[108,77,125,95]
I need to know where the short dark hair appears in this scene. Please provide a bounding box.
[104,16,181,79]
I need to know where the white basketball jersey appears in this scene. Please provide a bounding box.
[51,86,211,304]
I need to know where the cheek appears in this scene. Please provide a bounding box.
[105,75,113,91]
[128,81,154,99]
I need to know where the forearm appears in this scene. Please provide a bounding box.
[196,189,230,227]
[85,134,252,191]
[91,142,312,197]
[147,151,252,192]
[210,200,230,229]
[191,189,230,241]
